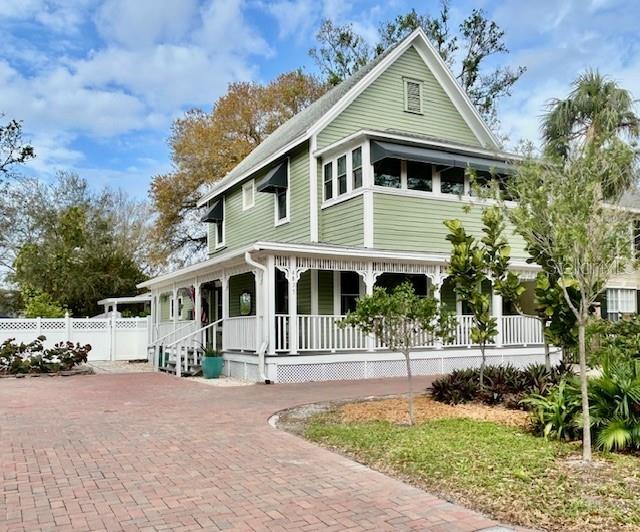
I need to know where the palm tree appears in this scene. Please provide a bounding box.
[542,70,640,159]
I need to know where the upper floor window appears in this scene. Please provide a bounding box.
[337,155,347,195]
[374,158,401,188]
[201,198,225,249]
[352,147,362,189]
[242,179,255,210]
[256,159,289,226]
[275,185,288,224]
[440,167,465,195]
[407,161,432,192]
[404,78,423,114]
[323,161,333,201]
[322,145,364,202]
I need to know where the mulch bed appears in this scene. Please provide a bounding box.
[0,367,95,378]
[338,395,530,428]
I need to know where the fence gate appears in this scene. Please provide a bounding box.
[0,316,151,361]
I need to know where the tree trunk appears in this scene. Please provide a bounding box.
[403,350,415,425]
[544,340,551,371]
[578,320,592,461]
[479,344,486,388]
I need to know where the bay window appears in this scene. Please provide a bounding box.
[440,167,465,195]
[407,161,432,191]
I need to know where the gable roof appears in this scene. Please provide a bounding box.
[198,28,500,207]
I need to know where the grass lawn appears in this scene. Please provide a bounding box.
[304,405,640,531]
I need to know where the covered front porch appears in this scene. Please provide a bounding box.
[142,243,550,382]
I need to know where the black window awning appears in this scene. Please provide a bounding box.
[200,200,223,222]
[257,160,288,193]
[370,140,513,174]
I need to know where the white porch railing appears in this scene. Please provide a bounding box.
[274,314,544,354]
[502,315,544,346]
[225,316,261,352]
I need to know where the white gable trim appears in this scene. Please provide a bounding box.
[309,28,499,149]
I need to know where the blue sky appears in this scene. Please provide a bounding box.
[2,0,640,199]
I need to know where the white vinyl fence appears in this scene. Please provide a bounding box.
[0,316,151,361]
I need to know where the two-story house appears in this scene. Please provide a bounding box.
[139,29,640,383]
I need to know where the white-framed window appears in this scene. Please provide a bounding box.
[404,78,423,114]
[274,167,289,226]
[215,198,225,249]
[323,161,333,201]
[352,147,362,189]
[322,144,365,202]
[606,288,637,321]
[242,179,255,210]
[169,297,175,320]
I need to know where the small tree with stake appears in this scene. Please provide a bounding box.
[341,282,456,425]
[445,206,524,387]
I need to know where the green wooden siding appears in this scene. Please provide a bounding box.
[317,46,480,149]
[318,270,334,314]
[208,143,310,256]
[159,294,171,321]
[297,270,311,315]
[229,273,255,317]
[320,195,364,246]
[373,193,527,258]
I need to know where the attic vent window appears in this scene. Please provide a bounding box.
[404,78,423,114]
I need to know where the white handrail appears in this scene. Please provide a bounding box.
[150,321,194,347]
[167,318,223,349]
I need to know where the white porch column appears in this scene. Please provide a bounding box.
[280,256,307,355]
[357,262,381,351]
[221,273,229,351]
[266,256,277,355]
[428,269,446,349]
[310,270,319,315]
[253,268,264,350]
[172,285,178,334]
[194,280,202,347]
[492,283,503,348]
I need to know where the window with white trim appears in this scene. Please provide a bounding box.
[606,288,637,321]
[275,182,289,225]
[352,147,362,189]
[215,200,225,248]
[404,78,423,114]
[242,180,255,210]
[323,161,333,200]
[337,155,347,195]
[374,158,401,188]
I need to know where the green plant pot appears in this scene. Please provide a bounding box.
[202,356,224,379]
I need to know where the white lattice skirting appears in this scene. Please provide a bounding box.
[223,347,560,384]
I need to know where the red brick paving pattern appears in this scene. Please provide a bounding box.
[1,373,513,531]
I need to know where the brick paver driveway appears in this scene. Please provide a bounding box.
[1,374,509,531]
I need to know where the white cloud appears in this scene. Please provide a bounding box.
[1,0,270,180]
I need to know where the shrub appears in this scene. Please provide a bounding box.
[522,379,582,441]
[430,362,573,407]
[0,337,91,375]
[589,316,640,365]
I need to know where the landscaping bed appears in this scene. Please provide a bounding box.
[285,395,640,532]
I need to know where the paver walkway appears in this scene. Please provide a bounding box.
[0,373,516,531]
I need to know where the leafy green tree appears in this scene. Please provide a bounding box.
[508,142,636,462]
[309,1,525,126]
[21,288,66,318]
[445,206,524,386]
[7,173,150,317]
[341,282,456,424]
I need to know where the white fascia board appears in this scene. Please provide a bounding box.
[314,129,520,162]
[410,28,501,149]
[197,134,309,207]
[137,246,252,289]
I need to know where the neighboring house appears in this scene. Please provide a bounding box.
[140,29,640,383]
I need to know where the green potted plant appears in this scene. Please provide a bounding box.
[200,344,224,379]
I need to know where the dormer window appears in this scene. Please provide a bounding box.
[404,78,423,114]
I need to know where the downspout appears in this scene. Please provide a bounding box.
[245,250,271,383]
